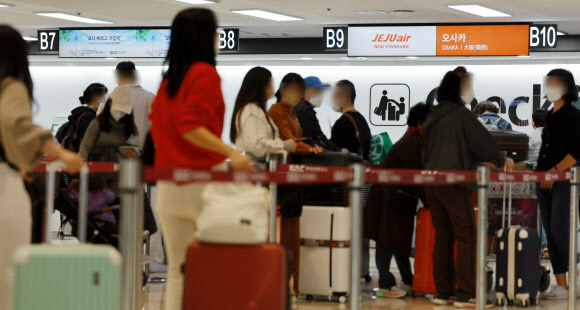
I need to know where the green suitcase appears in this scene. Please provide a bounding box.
[12,164,121,310]
[12,245,121,310]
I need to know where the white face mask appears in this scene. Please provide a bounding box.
[332,105,342,113]
[309,97,323,107]
[545,87,564,103]
[461,90,474,105]
[111,110,126,121]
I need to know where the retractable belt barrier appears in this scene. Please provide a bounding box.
[29,160,579,310]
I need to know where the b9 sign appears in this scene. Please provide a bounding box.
[324,27,348,51]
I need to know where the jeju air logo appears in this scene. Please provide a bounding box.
[372,34,412,43]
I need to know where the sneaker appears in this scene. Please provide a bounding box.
[376,287,407,299]
[400,284,413,295]
[543,285,568,300]
[432,294,454,305]
[453,296,492,308]
[542,244,549,259]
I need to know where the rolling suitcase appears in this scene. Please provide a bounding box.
[495,183,541,307]
[298,206,351,302]
[183,243,289,310]
[487,128,530,162]
[12,163,121,310]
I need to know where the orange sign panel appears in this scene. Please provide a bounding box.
[436,25,529,56]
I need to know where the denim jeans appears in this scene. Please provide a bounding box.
[537,182,572,275]
[375,243,413,289]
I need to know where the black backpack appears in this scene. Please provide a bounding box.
[55,112,90,152]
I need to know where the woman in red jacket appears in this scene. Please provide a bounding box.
[149,8,252,310]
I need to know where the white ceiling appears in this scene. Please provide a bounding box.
[3,0,580,38]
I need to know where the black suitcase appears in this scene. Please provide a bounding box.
[487,128,529,162]
[495,183,541,307]
[290,152,362,206]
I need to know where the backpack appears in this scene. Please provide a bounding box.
[478,116,502,130]
[56,111,91,152]
[369,132,394,165]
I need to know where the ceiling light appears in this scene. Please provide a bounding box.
[35,12,113,24]
[557,31,567,36]
[104,57,118,60]
[22,36,38,41]
[448,5,510,17]
[0,3,14,7]
[406,56,419,59]
[232,10,302,21]
[300,57,313,60]
[517,55,530,58]
[173,0,218,4]
[391,10,416,17]
[354,10,388,15]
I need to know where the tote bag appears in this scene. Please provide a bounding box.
[196,182,269,244]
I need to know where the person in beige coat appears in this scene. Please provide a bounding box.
[0,26,84,309]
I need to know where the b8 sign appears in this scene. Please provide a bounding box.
[218,28,239,52]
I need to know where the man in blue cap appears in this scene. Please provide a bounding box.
[294,76,340,151]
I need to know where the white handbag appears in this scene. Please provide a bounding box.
[196,182,269,244]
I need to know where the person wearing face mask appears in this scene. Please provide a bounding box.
[114,61,156,148]
[268,73,323,154]
[79,85,139,162]
[423,70,513,308]
[330,80,372,160]
[231,66,297,160]
[536,69,580,300]
[56,83,108,152]
[294,76,340,151]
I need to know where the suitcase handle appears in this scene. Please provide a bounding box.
[501,166,514,229]
[44,162,89,244]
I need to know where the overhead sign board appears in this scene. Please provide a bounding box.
[59,27,239,58]
[37,30,59,52]
[348,26,437,57]
[347,24,530,57]
[529,24,558,49]
[323,27,348,51]
[436,25,529,56]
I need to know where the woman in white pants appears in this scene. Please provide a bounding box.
[0,25,83,310]
[149,9,252,310]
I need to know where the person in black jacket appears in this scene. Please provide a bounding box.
[294,76,340,151]
[330,80,372,160]
[536,69,580,299]
[423,70,513,307]
[58,83,108,151]
[364,103,431,299]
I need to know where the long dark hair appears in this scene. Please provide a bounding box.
[164,8,217,98]
[230,67,275,142]
[0,25,34,100]
[546,68,579,104]
[275,73,305,102]
[98,98,137,139]
[79,83,108,105]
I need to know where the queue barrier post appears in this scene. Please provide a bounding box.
[476,166,490,310]
[119,159,144,310]
[268,156,279,244]
[349,162,365,309]
[568,166,579,310]
[78,164,89,243]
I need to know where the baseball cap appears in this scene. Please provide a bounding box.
[109,86,134,114]
[304,76,330,88]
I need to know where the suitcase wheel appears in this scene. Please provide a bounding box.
[338,296,347,304]
[306,295,314,301]
[495,298,506,307]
